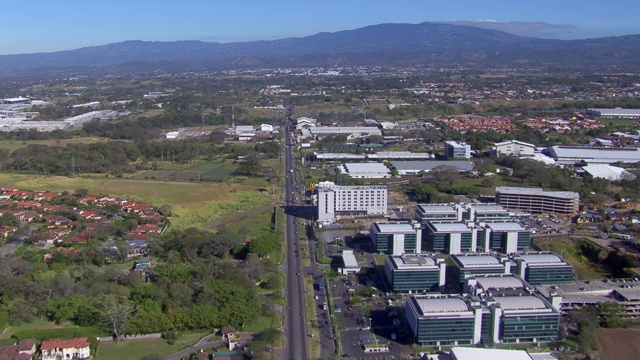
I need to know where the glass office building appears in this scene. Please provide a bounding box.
[384,254,446,293]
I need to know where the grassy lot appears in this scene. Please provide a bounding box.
[304,276,321,359]
[0,319,77,340]
[533,237,610,280]
[0,174,270,230]
[0,137,115,152]
[95,332,206,360]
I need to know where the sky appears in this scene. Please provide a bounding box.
[2,0,640,55]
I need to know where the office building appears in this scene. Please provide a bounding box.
[450,253,510,285]
[423,220,529,254]
[445,141,471,159]
[477,222,531,254]
[316,181,387,224]
[384,254,446,293]
[510,252,574,285]
[405,295,479,347]
[416,203,510,225]
[371,221,422,255]
[496,186,580,214]
[423,222,475,254]
[406,275,560,347]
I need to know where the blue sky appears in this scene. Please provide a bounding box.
[2,0,640,55]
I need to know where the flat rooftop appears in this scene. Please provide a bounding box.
[414,297,472,316]
[484,222,525,231]
[515,253,568,266]
[342,251,359,268]
[476,275,526,290]
[450,347,546,360]
[392,160,474,172]
[494,295,549,312]
[390,255,437,269]
[342,162,391,175]
[417,204,457,213]
[429,222,470,232]
[496,186,580,200]
[471,204,509,212]
[452,254,503,268]
[375,222,416,233]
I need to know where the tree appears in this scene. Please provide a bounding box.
[95,294,136,342]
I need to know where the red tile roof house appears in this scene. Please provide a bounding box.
[34,192,59,201]
[0,338,36,360]
[134,224,161,234]
[40,337,90,360]
[15,210,40,223]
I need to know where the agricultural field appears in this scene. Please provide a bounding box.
[0,173,271,230]
[597,328,640,360]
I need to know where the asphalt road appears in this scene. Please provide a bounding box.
[284,117,309,360]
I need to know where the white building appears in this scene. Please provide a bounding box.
[445,141,471,159]
[340,249,360,274]
[317,181,387,224]
[548,145,640,165]
[340,163,392,178]
[308,126,382,139]
[582,164,636,181]
[260,124,274,132]
[494,140,536,157]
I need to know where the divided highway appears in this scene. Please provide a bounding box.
[283,118,309,360]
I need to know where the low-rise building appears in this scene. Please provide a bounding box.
[40,337,90,360]
[494,140,536,157]
[371,221,422,255]
[384,254,446,293]
[340,163,392,178]
[340,249,360,275]
[445,141,471,159]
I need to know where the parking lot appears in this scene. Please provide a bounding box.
[316,228,414,359]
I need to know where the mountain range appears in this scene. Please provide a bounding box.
[1,22,640,74]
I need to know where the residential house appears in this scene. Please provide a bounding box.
[134,224,161,234]
[33,192,59,201]
[40,337,90,360]
[0,338,36,360]
[41,215,73,229]
[124,203,155,214]
[15,210,40,223]
[78,196,97,205]
[43,247,80,261]
[78,211,101,221]
[0,226,17,238]
[15,201,40,210]
[576,212,603,223]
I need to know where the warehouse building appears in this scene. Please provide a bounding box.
[368,151,435,160]
[510,252,574,285]
[371,221,422,255]
[384,254,446,293]
[314,152,366,161]
[317,181,387,224]
[548,145,640,165]
[340,163,392,178]
[391,160,474,175]
[449,253,510,286]
[581,164,636,181]
[308,126,382,139]
[496,186,580,214]
[586,108,640,119]
[494,140,536,157]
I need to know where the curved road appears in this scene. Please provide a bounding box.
[283,115,309,360]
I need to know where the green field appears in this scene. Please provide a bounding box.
[0,137,116,152]
[95,332,207,360]
[0,173,270,230]
[132,163,239,182]
[533,237,610,280]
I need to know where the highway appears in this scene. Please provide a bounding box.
[283,116,309,360]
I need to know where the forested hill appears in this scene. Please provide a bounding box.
[1,22,640,74]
